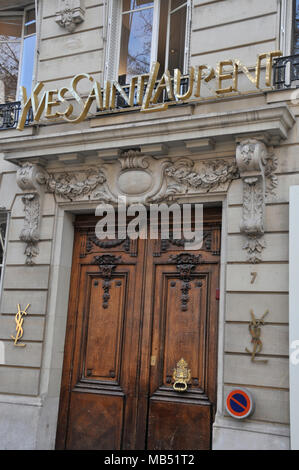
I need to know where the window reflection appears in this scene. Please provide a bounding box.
[123,0,154,11]
[0,8,36,103]
[119,4,154,84]
[294,1,299,55]
[19,8,36,99]
[20,35,37,97]
[118,0,188,84]
[0,16,22,102]
[0,213,7,286]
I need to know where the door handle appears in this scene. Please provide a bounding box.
[172,358,191,392]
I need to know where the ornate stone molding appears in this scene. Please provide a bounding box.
[16,163,47,265]
[164,158,239,193]
[46,167,107,201]
[19,154,241,208]
[55,0,85,33]
[236,138,277,263]
[15,145,277,265]
[20,194,40,265]
[118,150,149,170]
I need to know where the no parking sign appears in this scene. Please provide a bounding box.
[226,388,254,419]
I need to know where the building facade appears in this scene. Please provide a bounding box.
[0,0,299,450]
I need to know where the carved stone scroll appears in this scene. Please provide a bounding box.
[16,163,47,265]
[55,0,85,33]
[236,139,272,263]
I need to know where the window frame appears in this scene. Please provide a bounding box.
[16,3,37,100]
[280,0,296,56]
[105,0,192,83]
[0,2,37,102]
[0,211,9,302]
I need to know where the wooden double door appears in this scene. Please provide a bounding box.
[56,209,221,450]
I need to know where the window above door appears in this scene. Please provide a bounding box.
[106,0,191,84]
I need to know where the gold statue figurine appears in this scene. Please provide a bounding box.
[245,309,269,363]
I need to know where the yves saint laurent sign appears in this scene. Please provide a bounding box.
[17,50,281,131]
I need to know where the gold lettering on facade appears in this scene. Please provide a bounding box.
[16,50,282,131]
[194,65,215,97]
[216,60,238,94]
[11,304,30,347]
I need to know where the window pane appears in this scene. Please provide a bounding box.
[168,4,186,73]
[171,0,187,11]
[294,1,299,54]
[19,34,36,96]
[157,0,169,75]
[0,213,7,266]
[0,16,22,39]
[119,8,153,83]
[0,17,22,102]
[123,0,154,12]
[24,8,36,36]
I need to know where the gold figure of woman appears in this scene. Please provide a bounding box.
[11,304,30,347]
[245,309,269,363]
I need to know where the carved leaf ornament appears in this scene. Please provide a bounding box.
[15,142,277,265]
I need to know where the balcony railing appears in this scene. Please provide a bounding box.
[0,101,33,131]
[273,55,299,89]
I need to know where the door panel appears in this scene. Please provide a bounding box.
[66,392,124,450]
[147,401,212,450]
[145,238,219,450]
[56,210,221,450]
[83,271,127,382]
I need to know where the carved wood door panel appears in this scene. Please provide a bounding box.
[56,210,221,450]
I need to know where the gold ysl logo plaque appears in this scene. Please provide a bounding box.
[172,358,191,392]
[245,309,269,363]
[11,304,30,347]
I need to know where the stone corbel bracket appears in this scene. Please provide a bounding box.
[16,163,47,265]
[236,138,275,263]
[55,0,85,33]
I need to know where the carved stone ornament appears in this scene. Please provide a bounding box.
[20,194,40,265]
[148,157,240,203]
[41,152,240,206]
[16,163,47,265]
[15,146,277,265]
[55,0,85,33]
[236,138,277,263]
[164,158,239,193]
[46,167,107,201]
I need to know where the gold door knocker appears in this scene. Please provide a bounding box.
[172,358,191,392]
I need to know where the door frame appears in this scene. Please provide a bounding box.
[33,199,228,450]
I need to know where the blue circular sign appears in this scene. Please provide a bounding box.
[226,388,254,419]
